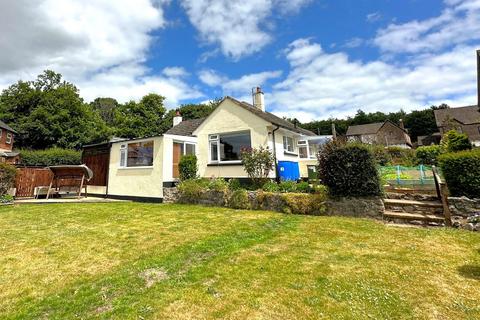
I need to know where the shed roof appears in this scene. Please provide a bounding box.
[434,105,480,127]
[165,117,206,137]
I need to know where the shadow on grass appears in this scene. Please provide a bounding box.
[458,265,480,281]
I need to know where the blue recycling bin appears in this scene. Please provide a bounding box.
[278,161,300,181]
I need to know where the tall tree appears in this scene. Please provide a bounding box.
[90,97,118,126]
[0,70,110,149]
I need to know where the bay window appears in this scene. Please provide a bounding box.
[209,131,251,163]
[120,140,154,167]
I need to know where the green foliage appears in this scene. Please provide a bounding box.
[441,130,472,153]
[0,194,14,203]
[19,148,81,166]
[370,145,392,166]
[227,189,250,209]
[439,149,480,198]
[0,163,17,195]
[0,70,111,149]
[278,180,297,193]
[177,178,210,203]
[90,97,118,126]
[281,193,327,215]
[227,178,242,191]
[386,147,416,166]
[416,145,442,165]
[178,155,197,181]
[295,181,311,193]
[208,178,229,192]
[318,141,382,197]
[114,93,166,138]
[262,180,279,192]
[240,147,274,187]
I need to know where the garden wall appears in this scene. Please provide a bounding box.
[448,197,480,218]
[163,187,384,219]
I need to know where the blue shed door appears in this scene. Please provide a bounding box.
[278,161,300,181]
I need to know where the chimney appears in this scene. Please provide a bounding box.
[252,87,265,112]
[477,49,480,109]
[173,110,182,126]
[399,119,405,130]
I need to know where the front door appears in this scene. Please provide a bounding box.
[172,142,183,179]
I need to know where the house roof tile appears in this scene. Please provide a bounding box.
[165,117,206,137]
[0,120,17,134]
[346,122,384,136]
[434,105,480,127]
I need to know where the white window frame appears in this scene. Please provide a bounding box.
[298,140,309,159]
[5,132,12,145]
[208,131,251,164]
[174,141,196,156]
[119,140,154,168]
[0,129,3,139]
[283,135,296,154]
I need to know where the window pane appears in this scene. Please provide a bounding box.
[185,143,195,155]
[120,149,126,167]
[220,132,251,161]
[127,141,153,167]
[210,142,218,161]
[299,146,308,158]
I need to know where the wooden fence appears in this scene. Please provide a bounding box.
[15,167,53,198]
[82,144,109,186]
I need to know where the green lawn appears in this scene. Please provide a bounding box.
[0,203,479,319]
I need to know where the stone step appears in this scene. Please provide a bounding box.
[385,192,439,202]
[384,187,437,195]
[383,199,443,208]
[383,210,445,223]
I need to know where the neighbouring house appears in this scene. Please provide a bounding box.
[417,133,442,146]
[82,89,330,201]
[0,120,19,164]
[346,120,412,149]
[434,105,480,146]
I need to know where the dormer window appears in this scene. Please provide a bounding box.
[6,133,12,145]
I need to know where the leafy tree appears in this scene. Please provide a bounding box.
[90,97,118,125]
[0,70,110,149]
[441,130,472,153]
[114,93,166,138]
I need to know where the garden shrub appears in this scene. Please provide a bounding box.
[438,149,480,198]
[0,194,14,204]
[441,130,472,153]
[227,189,250,209]
[240,147,274,187]
[370,145,391,166]
[318,141,382,197]
[278,180,297,193]
[227,178,242,191]
[295,181,310,193]
[177,178,209,203]
[387,147,416,166]
[416,145,442,165]
[262,180,279,192]
[208,178,228,192]
[281,193,327,215]
[0,163,17,195]
[20,148,81,166]
[179,154,197,181]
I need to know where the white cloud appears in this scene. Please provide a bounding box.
[270,39,477,121]
[0,0,201,107]
[343,37,365,49]
[374,0,480,54]
[366,12,382,23]
[199,69,282,96]
[180,0,311,59]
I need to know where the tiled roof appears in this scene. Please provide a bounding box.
[346,122,384,136]
[226,97,316,136]
[434,105,480,127]
[0,120,16,134]
[165,117,206,137]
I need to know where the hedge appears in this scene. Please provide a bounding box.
[416,145,442,165]
[318,142,382,197]
[439,149,480,198]
[19,148,81,166]
[0,163,17,195]
[178,154,198,181]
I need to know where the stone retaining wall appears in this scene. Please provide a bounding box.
[448,196,480,217]
[163,187,384,219]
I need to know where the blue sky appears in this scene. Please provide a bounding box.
[0,0,479,121]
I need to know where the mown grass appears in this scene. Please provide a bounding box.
[0,203,479,319]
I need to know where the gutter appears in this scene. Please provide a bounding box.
[271,125,280,182]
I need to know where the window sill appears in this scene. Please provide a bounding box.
[207,162,243,167]
[284,152,299,157]
[118,166,154,170]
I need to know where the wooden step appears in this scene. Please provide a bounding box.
[383,199,442,208]
[383,210,445,223]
